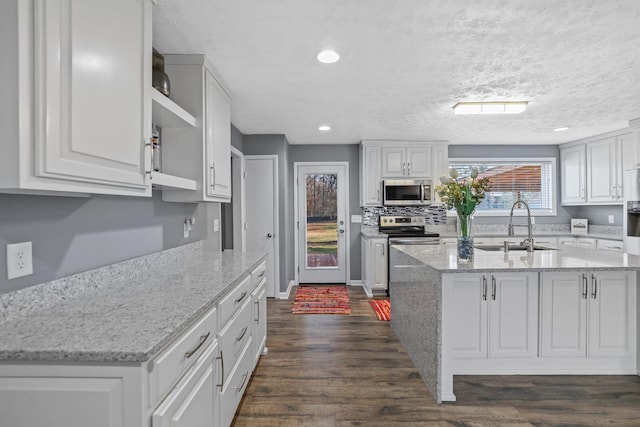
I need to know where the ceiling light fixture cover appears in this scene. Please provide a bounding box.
[318,125,331,131]
[453,101,528,115]
[553,127,569,132]
[317,50,340,64]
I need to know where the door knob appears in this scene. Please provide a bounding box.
[267,233,273,238]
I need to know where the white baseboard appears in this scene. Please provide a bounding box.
[277,280,295,299]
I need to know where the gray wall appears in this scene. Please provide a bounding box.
[242,135,292,292]
[448,145,573,225]
[221,124,245,250]
[0,191,219,295]
[289,144,362,282]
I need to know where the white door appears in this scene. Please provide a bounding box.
[381,147,406,177]
[245,156,279,298]
[406,147,431,177]
[296,163,348,283]
[449,273,488,359]
[587,138,616,203]
[488,272,538,358]
[560,145,586,204]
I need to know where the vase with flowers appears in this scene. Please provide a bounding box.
[435,167,491,262]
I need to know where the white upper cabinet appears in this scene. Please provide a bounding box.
[0,0,152,196]
[360,140,447,206]
[561,129,632,205]
[160,55,232,203]
[381,146,431,178]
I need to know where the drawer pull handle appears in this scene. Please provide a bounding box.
[235,291,248,304]
[236,326,248,343]
[216,351,224,389]
[255,300,260,323]
[236,372,249,392]
[258,270,265,278]
[185,332,210,359]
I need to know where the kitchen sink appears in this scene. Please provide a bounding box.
[475,244,557,251]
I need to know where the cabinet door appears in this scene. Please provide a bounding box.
[205,71,231,200]
[488,273,538,358]
[361,238,370,293]
[33,0,148,191]
[431,145,448,203]
[252,280,267,365]
[539,272,587,357]
[586,137,616,203]
[152,341,218,427]
[406,147,431,177]
[381,147,406,177]
[588,272,633,357]
[560,145,586,204]
[450,274,487,358]
[360,145,382,206]
[620,131,635,172]
[371,239,388,291]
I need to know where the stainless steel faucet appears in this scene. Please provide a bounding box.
[508,200,534,252]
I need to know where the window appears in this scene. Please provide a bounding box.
[447,158,556,216]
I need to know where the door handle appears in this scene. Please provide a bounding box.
[267,233,273,238]
[491,276,496,301]
[339,229,345,234]
[591,274,597,299]
[482,275,487,301]
[582,274,588,299]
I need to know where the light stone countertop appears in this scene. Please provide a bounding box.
[0,245,266,363]
[392,244,640,273]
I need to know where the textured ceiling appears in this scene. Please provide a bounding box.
[153,0,640,145]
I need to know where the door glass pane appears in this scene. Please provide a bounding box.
[306,173,338,268]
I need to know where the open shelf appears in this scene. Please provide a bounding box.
[150,172,197,190]
[151,88,197,128]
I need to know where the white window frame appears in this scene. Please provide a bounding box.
[446,157,557,217]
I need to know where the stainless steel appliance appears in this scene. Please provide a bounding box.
[379,215,440,245]
[624,169,640,255]
[382,179,432,206]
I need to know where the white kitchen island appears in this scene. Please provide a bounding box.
[389,244,640,403]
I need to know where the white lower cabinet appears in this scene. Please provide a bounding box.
[361,235,388,295]
[448,272,538,364]
[0,259,268,427]
[540,271,635,359]
[152,341,219,427]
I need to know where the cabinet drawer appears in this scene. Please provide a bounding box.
[219,336,253,427]
[219,275,252,326]
[251,261,267,288]
[597,239,623,252]
[149,305,218,405]
[218,298,252,382]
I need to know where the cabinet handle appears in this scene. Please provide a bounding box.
[482,275,487,301]
[235,291,247,304]
[382,245,385,256]
[209,165,216,188]
[258,270,265,278]
[184,331,210,359]
[403,162,406,175]
[216,351,225,389]
[145,139,153,178]
[582,274,588,299]
[491,276,497,301]
[591,274,597,299]
[236,326,248,343]
[255,300,260,323]
[407,162,411,175]
[618,185,622,199]
[236,372,249,392]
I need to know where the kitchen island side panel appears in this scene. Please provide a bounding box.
[389,247,442,403]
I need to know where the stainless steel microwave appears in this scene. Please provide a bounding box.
[383,179,432,206]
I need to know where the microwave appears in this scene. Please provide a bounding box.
[382,179,432,206]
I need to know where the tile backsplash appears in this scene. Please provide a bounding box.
[362,205,448,227]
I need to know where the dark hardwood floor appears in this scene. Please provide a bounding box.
[232,286,640,426]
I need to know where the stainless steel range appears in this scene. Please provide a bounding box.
[378,215,440,245]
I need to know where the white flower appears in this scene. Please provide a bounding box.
[449,169,458,179]
[470,167,478,178]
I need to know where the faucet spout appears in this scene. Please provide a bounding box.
[508,200,534,252]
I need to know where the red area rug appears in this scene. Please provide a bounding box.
[292,285,351,315]
[369,299,391,321]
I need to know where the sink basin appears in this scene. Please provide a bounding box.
[475,244,557,252]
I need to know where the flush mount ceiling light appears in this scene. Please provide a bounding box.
[317,50,340,64]
[318,125,331,131]
[452,101,528,115]
[553,127,570,132]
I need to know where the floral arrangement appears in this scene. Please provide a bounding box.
[435,167,491,238]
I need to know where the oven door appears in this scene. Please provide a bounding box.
[388,237,440,245]
[383,180,426,206]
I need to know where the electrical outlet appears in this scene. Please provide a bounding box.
[7,241,33,280]
[183,222,190,238]
[608,214,615,224]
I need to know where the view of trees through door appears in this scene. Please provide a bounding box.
[306,173,338,267]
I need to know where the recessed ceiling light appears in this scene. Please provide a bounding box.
[452,101,528,115]
[553,127,569,132]
[317,50,340,64]
[318,125,331,132]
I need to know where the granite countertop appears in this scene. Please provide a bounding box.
[392,244,640,273]
[0,245,266,363]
